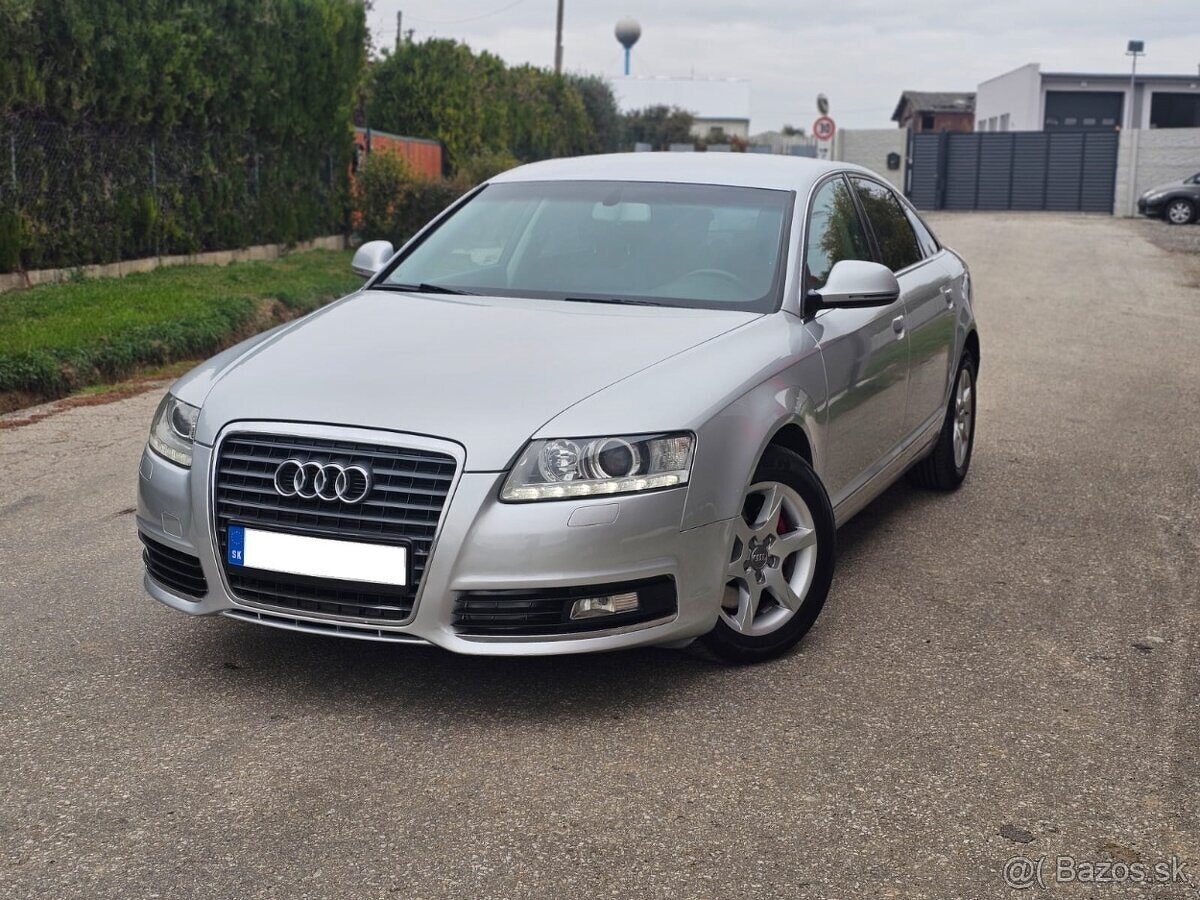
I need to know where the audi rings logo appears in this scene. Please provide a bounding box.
[273,459,373,504]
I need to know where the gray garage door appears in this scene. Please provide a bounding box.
[907,130,1118,213]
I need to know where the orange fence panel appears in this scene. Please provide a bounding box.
[353,127,443,179]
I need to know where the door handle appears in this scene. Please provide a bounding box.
[892,315,905,337]
[941,285,956,308]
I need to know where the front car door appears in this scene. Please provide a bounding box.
[849,176,954,439]
[803,174,910,507]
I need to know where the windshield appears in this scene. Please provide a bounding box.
[381,180,793,312]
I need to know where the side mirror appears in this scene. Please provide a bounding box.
[805,260,900,317]
[351,240,395,278]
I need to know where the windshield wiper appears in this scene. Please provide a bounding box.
[560,296,668,307]
[382,282,477,296]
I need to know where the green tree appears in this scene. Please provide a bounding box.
[367,38,510,173]
[506,65,593,161]
[566,74,621,153]
[366,38,602,173]
[620,105,696,150]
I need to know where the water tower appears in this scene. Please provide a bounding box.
[615,18,641,76]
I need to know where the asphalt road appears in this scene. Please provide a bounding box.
[2,214,1198,899]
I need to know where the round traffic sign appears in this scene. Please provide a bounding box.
[812,115,836,141]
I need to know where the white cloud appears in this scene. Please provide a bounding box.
[369,1,1200,130]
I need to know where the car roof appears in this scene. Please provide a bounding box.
[490,152,870,192]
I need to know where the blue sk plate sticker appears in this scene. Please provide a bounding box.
[227,524,246,566]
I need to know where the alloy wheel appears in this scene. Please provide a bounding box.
[722,481,819,637]
[1168,200,1193,225]
[952,366,974,469]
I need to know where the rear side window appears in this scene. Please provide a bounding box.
[903,206,940,258]
[805,176,872,291]
[850,177,923,272]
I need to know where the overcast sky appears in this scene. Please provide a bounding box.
[367,1,1200,132]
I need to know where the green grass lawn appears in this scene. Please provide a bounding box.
[0,250,359,408]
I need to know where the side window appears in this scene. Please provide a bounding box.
[850,177,923,273]
[805,177,872,291]
[903,204,940,258]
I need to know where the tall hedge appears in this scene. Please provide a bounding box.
[366,39,620,173]
[0,0,367,273]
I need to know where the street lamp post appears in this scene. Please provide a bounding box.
[1126,40,1145,130]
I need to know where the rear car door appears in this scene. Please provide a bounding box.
[804,174,910,505]
[850,177,953,439]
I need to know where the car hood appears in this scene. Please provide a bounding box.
[1145,180,1192,195]
[192,290,760,470]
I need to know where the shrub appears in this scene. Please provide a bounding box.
[394,179,468,242]
[354,151,413,240]
[352,151,468,246]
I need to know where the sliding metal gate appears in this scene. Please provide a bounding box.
[906,131,1119,213]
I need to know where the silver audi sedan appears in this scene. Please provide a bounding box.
[137,153,978,663]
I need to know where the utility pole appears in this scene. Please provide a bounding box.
[1125,40,1145,129]
[1124,40,1147,217]
[395,11,402,52]
[554,0,564,74]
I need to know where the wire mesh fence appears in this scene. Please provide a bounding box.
[0,115,349,274]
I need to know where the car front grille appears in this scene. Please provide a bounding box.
[453,577,677,636]
[214,432,457,622]
[141,533,209,599]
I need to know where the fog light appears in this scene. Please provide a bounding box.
[569,591,640,620]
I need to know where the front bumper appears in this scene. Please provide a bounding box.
[136,424,734,655]
[1138,196,1165,217]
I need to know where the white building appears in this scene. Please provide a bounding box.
[975,62,1200,132]
[610,76,751,140]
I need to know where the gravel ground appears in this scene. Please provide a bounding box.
[1136,215,1200,259]
[1,213,1198,899]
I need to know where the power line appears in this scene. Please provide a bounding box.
[395,0,532,27]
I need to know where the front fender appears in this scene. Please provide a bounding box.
[682,362,827,530]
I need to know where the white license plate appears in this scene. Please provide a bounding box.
[226,525,408,587]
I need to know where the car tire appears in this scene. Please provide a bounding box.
[700,445,836,664]
[1166,198,1195,226]
[908,351,977,491]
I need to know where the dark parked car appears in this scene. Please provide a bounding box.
[1138,173,1200,225]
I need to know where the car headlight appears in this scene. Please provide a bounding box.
[148,394,200,467]
[501,432,694,501]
